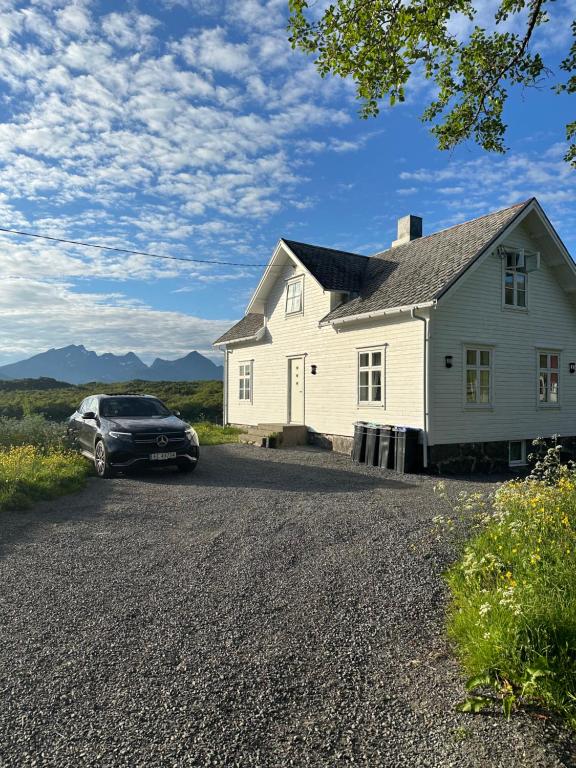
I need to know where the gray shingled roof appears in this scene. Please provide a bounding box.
[322,199,531,323]
[215,200,533,345]
[214,312,264,344]
[282,239,369,292]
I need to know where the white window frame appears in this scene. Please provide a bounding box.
[502,250,528,310]
[285,276,304,316]
[357,346,385,407]
[509,440,527,467]
[464,346,493,408]
[537,350,560,408]
[238,361,253,403]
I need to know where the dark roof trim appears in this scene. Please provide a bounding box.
[213,312,265,346]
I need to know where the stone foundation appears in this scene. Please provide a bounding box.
[428,437,576,475]
[309,432,353,455]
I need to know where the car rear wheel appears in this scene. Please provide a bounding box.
[94,439,115,478]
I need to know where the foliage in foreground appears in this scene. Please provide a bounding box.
[444,445,576,725]
[289,1,576,166]
[0,415,70,450]
[0,445,89,512]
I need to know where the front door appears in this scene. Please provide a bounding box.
[288,357,305,424]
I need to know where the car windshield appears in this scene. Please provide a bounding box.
[100,397,171,418]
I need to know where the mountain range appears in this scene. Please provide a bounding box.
[0,345,223,384]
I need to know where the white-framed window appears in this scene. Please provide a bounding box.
[358,348,384,405]
[538,351,559,406]
[503,250,527,308]
[285,277,303,315]
[465,347,492,405]
[239,361,252,402]
[509,440,527,467]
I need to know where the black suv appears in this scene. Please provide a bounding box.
[68,394,200,478]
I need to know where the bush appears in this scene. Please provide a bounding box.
[0,415,70,450]
[446,457,576,724]
[0,445,89,511]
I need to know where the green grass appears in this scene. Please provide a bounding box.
[0,445,89,511]
[446,466,576,724]
[194,422,241,445]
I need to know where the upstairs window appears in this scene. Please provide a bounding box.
[504,251,527,308]
[465,348,492,405]
[286,278,303,315]
[539,352,559,405]
[239,362,252,402]
[358,349,384,404]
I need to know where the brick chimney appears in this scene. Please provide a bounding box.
[392,214,422,248]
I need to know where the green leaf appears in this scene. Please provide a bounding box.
[287,0,567,163]
[502,694,515,720]
[456,695,492,713]
[465,672,498,692]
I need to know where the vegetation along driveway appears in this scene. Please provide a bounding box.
[1,445,575,767]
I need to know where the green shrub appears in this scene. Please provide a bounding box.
[0,445,89,511]
[0,415,70,450]
[446,463,576,725]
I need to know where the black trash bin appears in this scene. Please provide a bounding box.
[352,421,368,463]
[378,425,394,469]
[364,424,380,466]
[394,427,421,473]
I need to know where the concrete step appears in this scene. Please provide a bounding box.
[238,433,265,446]
[243,427,282,438]
[238,424,309,448]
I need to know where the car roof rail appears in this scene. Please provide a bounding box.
[102,393,154,397]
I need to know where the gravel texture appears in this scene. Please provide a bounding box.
[1,444,575,767]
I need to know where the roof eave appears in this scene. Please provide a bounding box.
[321,300,437,327]
[213,326,266,348]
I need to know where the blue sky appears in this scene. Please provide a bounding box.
[0,0,574,365]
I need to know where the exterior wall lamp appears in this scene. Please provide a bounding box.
[311,364,317,375]
[445,355,453,369]
[570,362,576,374]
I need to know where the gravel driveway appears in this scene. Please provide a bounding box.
[1,444,575,767]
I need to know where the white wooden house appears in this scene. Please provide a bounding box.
[214,198,576,472]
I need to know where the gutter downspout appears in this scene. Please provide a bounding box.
[411,307,432,469]
[223,347,229,426]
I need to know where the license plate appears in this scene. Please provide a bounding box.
[150,452,177,461]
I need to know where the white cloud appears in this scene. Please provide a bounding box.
[0,278,231,364]
[399,143,576,236]
[0,0,381,359]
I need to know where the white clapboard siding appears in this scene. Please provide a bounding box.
[429,220,576,445]
[227,259,425,436]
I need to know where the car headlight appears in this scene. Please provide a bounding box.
[185,427,199,446]
[109,431,132,441]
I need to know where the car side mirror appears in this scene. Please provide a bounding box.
[173,410,181,417]
[82,411,96,420]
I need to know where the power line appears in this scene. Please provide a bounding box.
[0,226,271,268]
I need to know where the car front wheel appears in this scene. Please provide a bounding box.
[94,439,115,478]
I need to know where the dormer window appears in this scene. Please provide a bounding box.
[504,251,527,308]
[286,277,303,315]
